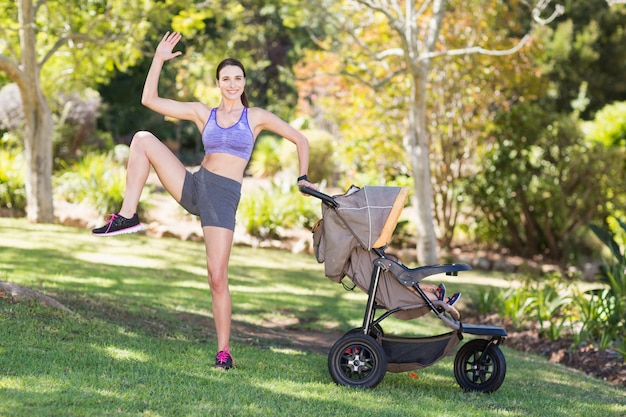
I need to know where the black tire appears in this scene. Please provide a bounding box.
[328,334,387,388]
[454,339,507,393]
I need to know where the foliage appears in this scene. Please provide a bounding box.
[474,286,504,316]
[574,288,623,352]
[53,150,151,216]
[0,147,26,215]
[527,274,573,341]
[493,274,577,341]
[590,217,626,294]
[294,0,564,263]
[471,265,624,349]
[0,0,156,96]
[587,217,626,353]
[541,0,626,118]
[171,0,322,119]
[279,128,339,185]
[249,128,339,186]
[429,0,550,247]
[236,180,319,239]
[0,0,163,222]
[585,101,626,148]
[466,103,624,261]
[248,136,284,178]
[97,0,326,159]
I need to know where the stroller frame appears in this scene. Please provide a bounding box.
[303,186,508,392]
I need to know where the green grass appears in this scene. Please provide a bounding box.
[0,218,624,417]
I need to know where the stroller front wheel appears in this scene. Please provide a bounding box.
[454,338,506,393]
[328,334,387,388]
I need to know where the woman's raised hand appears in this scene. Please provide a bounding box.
[155,32,183,61]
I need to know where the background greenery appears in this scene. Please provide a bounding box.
[2,0,625,263]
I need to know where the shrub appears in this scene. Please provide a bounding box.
[248,129,339,185]
[279,129,338,186]
[586,101,626,148]
[237,180,320,239]
[54,150,151,216]
[248,135,283,178]
[0,146,26,215]
[466,103,623,262]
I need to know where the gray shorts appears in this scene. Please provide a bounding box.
[178,167,242,230]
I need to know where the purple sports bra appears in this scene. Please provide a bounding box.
[201,107,255,161]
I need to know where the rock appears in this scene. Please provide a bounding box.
[0,280,73,314]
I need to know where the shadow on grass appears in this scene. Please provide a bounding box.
[1,219,625,417]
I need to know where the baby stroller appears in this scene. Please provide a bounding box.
[301,185,507,392]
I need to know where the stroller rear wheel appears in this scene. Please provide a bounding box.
[328,334,387,388]
[454,338,506,393]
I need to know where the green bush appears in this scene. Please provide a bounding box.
[249,129,339,185]
[586,101,626,148]
[279,129,338,186]
[466,103,624,262]
[0,147,26,215]
[248,135,283,178]
[53,150,151,216]
[237,180,320,239]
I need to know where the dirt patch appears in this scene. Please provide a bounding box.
[466,314,626,387]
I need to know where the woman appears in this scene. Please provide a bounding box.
[92,31,317,370]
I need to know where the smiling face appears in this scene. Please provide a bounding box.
[217,65,246,102]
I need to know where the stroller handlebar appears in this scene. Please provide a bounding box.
[299,186,339,208]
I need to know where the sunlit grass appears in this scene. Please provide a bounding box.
[0,217,624,417]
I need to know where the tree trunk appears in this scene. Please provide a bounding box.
[401,0,445,265]
[19,0,54,223]
[406,70,438,265]
[23,95,54,223]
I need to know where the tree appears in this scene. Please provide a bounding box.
[298,0,563,264]
[427,0,550,248]
[542,0,626,119]
[0,0,154,222]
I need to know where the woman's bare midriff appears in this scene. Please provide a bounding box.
[201,153,248,183]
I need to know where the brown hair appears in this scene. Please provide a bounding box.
[216,58,249,107]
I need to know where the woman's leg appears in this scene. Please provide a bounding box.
[202,226,235,355]
[118,131,187,218]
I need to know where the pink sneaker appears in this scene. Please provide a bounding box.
[92,213,143,236]
[215,345,235,370]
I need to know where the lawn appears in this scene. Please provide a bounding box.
[0,218,624,417]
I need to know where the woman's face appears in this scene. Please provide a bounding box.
[217,65,246,101]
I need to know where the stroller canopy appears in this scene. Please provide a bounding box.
[313,185,409,282]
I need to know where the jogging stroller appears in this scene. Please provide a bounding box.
[301,185,507,392]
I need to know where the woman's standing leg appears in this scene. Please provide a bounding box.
[202,225,236,369]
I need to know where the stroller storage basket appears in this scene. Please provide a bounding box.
[382,332,462,373]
